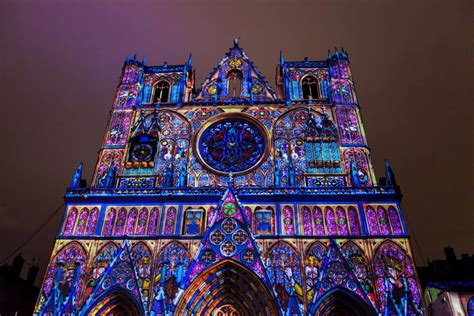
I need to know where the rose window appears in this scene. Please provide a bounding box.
[197,117,267,174]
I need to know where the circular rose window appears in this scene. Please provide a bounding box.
[197,116,267,174]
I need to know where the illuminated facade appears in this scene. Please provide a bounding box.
[35,40,423,315]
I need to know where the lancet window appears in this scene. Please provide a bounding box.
[304,112,342,174]
[153,80,170,103]
[227,69,243,97]
[253,207,274,235]
[302,75,319,100]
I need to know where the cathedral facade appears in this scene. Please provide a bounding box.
[35,40,423,315]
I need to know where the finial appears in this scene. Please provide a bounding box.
[163,61,168,67]
[125,54,131,64]
[334,47,340,58]
[341,47,348,59]
[280,51,285,66]
[327,49,332,59]
[385,159,397,186]
[70,162,83,189]
[133,53,137,62]
[141,56,147,66]
[233,38,240,47]
[187,53,192,66]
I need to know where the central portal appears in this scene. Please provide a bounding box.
[175,260,279,316]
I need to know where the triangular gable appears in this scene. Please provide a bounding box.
[195,40,277,102]
[182,186,274,292]
[130,110,160,138]
[83,242,146,313]
[309,240,378,314]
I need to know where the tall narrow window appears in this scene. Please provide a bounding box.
[227,70,242,97]
[254,207,274,235]
[183,208,204,235]
[153,81,170,103]
[302,75,319,100]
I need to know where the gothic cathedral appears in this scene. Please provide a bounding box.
[35,40,423,315]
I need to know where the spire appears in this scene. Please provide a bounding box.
[280,50,285,66]
[133,53,137,62]
[233,38,240,47]
[69,162,83,189]
[124,54,131,64]
[334,47,340,58]
[341,47,349,60]
[187,53,192,66]
[141,56,147,66]
[327,49,332,60]
[385,159,397,187]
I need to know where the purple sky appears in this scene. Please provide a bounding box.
[0,0,472,282]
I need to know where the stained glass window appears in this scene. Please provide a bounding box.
[347,207,361,236]
[86,208,99,235]
[131,243,152,303]
[114,208,127,236]
[83,243,117,301]
[282,205,295,235]
[125,208,138,235]
[310,207,324,235]
[325,207,337,235]
[377,206,391,235]
[75,208,89,235]
[136,208,149,235]
[102,208,116,236]
[343,148,371,187]
[335,107,363,144]
[147,207,159,235]
[163,207,177,235]
[154,242,190,302]
[373,242,421,311]
[198,118,266,174]
[63,208,78,236]
[266,242,302,309]
[227,69,243,97]
[388,206,403,235]
[305,242,326,301]
[335,207,348,235]
[39,242,87,312]
[366,206,379,235]
[302,207,313,235]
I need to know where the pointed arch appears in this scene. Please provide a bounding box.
[313,206,325,235]
[114,208,127,236]
[85,286,144,315]
[175,259,279,316]
[311,287,377,316]
[125,208,138,235]
[253,206,275,235]
[38,242,87,312]
[83,242,118,302]
[63,207,78,236]
[304,242,327,301]
[75,208,89,235]
[153,80,170,103]
[335,206,349,235]
[388,206,403,235]
[347,206,361,236]
[162,206,177,235]
[325,207,337,235]
[366,206,380,235]
[377,206,391,235]
[147,207,160,235]
[153,241,191,304]
[301,206,313,235]
[130,242,152,305]
[265,241,303,310]
[136,207,149,235]
[182,207,205,235]
[102,208,116,236]
[86,207,99,235]
[301,74,320,100]
[372,240,421,312]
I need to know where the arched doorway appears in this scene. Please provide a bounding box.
[312,288,376,316]
[175,259,279,316]
[85,288,143,316]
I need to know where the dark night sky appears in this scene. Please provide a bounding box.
[0,0,472,281]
